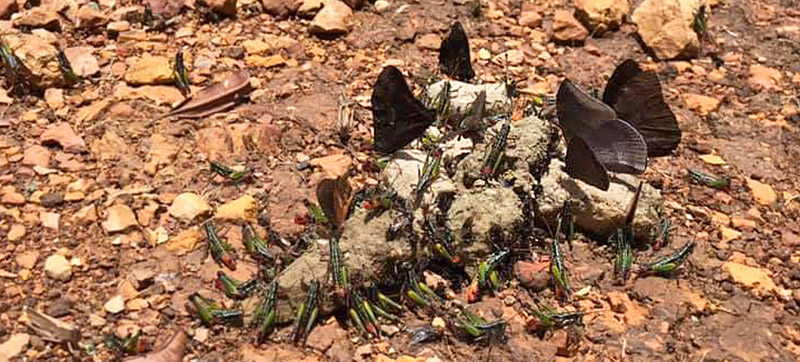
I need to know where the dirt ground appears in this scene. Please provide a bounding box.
[1,0,800,361]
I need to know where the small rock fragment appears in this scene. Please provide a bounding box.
[309,0,353,37]
[8,224,26,242]
[310,154,352,177]
[551,10,589,43]
[574,0,629,33]
[76,4,108,29]
[748,65,782,91]
[104,295,126,314]
[102,205,139,233]
[44,254,72,281]
[166,228,203,254]
[214,195,258,221]
[684,93,721,116]
[22,145,51,167]
[699,154,725,165]
[0,334,30,361]
[64,46,100,77]
[632,0,702,59]
[41,123,86,153]
[168,193,212,221]
[124,55,174,85]
[723,261,779,295]
[746,178,777,206]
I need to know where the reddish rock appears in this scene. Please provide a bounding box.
[196,127,231,161]
[551,10,589,43]
[22,145,51,167]
[41,123,86,153]
[262,0,302,18]
[0,0,18,20]
[76,5,108,29]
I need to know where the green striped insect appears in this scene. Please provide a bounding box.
[477,249,510,291]
[688,169,729,190]
[329,238,349,301]
[614,182,641,284]
[415,148,443,200]
[174,49,190,96]
[242,224,273,261]
[209,161,251,184]
[253,281,279,343]
[204,222,237,270]
[481,122,510,178]
[527,300,583,334]
[190,293,242,327]
[639,241,695,277]
[214,271,259,299]
[293,280,320,345]
[550,220,571,302]
[652,219,672,251]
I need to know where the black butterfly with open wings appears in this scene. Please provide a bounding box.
[371,66,436,154]
[557,60,681,190]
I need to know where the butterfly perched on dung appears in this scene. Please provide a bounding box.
[371,66,436,154]
[557,60,681,191]
[316,172,354,229]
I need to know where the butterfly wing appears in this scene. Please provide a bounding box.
[439,21,475,82]
[565,137,610,191]
[602,60,681,157]
[582,118,648,174]
[556,79,618,140]
[316,174,353,228]
[371,66,436,154]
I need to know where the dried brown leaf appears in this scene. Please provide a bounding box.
[167,70,252,119]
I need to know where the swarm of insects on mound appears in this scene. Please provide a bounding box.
[170,21,697,360]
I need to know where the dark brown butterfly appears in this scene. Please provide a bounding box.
[557,79,648,191]
[439,21,475,82]
[316,173,353,228]
[371,66,436,154]
[602,60,681,157]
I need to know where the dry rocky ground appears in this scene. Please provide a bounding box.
[1,0,800,361]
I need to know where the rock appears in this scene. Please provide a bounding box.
[124,55,174,85]
[8,224,26,242]
[166,228,203,254]
[169,193,211,221]
[746,179,777,205]
[722,261,779,296]
[699,154,725,165]
[145,134,180,174]
[1,187,25,205]
[514,261,549,291]
[15,250,38,269]
[203,0,237,15]
[262,0,301,18]
[684,93,721,116]
[373,0,388,13]
[244,54,286,68]
[0,0,18,20]
[540,159,662,241]
[72,205,98,225]
[341,0,364,9]
[519,10,542,28]
[41,192,64,208]
[298,0,324,17]
[2,34,62,88]
[44,88,64,109]
[551,10,589,44]
[731,217,756,230]
[76,4,108,29]
[574,0,629,34]
[0,334,30,361]
[46,297,73,317]
[144,0,185,17]
[92,130,131,161]
[632,0,703,59]
[310,154,351,177]
[415,33,441,50]
[104,295,126,314]
[41,123,86,153]
[306,322,348,351]
[102,205,139,233]
[424,81,512,119]
[214,195,258,221]
[748,65,782,91]
[720,226,741,243]
[309,0,353,37]
[383,149,457,204]
[63,46,100,77]
[44,254,72,281]
[40,211,60,230]
[22,145,51,167]
[275,207,413,318]
[107,20,130,34]
[196,127,231,161]
[12,8,60,30]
